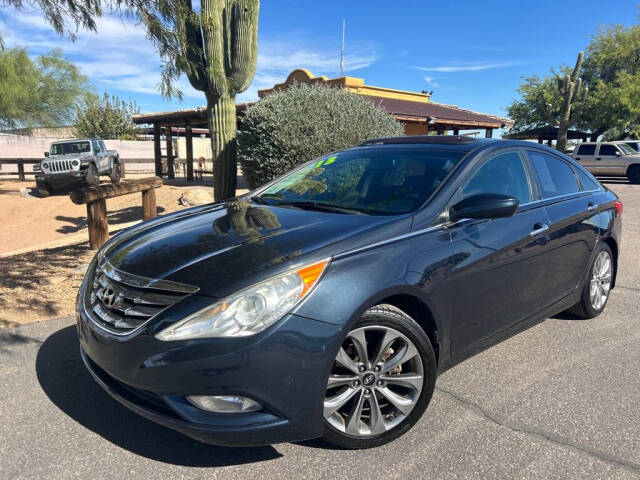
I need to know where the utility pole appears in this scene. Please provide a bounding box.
[340,19,345,74]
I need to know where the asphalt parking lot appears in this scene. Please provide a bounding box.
[1,181,639,479]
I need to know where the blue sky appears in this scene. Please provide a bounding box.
[1,1,637,120]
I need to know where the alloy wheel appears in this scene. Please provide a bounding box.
[590,250,612,310]
[324,326,424,437]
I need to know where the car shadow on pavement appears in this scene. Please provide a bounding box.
[36,325,282,467]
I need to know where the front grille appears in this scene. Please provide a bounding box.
[50,160,74,172]
[85,258,198,335]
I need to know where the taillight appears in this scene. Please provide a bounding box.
[614,200,623,215]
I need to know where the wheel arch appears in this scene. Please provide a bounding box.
[375,293,440,364]
[343,285,442,366]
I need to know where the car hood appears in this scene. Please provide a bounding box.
[47,153,90,161]
[102,199,410,298]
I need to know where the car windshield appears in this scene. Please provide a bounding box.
[618,143,636,155]
[50,141,91,155]
[256,148,464,215]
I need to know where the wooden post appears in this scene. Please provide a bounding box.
[153,123,162,177]
[86,199,109,250]
[17,160,25,181]
[70,177,163,250]
[142,188,157,221]
[165,125,175,179]
[485,128,493,138]
[185,119,194,182]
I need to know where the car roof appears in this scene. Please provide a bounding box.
[355,135,556,154]
[51,138,101,144]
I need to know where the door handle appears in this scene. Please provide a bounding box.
[587,202,597,211]
[575,157,581,160]
[530,223,549,237]
[596,157,602,160]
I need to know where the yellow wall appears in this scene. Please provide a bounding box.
[258,69,431,104]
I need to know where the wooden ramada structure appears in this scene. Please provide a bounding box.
[133,69,512,181]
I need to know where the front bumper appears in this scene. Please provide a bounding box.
[36,170,88,185]
[77,300,342,446]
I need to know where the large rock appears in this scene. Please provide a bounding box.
[178,188,214,207]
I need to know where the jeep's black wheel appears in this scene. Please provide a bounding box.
[86,164,99,186]
[565,242,614,319]
[36,182,53,196]
[628,166,640,184]
[110,163,121,184]
[322,304,436,449]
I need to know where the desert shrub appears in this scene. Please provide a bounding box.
[238,83,403,189]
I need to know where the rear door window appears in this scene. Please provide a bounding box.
[575,168,600,191]
[529,151,579,198]
[576,144,596,156]
[461,150,532,205]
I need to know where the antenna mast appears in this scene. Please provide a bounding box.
[340,19,345,74]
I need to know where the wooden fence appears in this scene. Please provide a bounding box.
[69,177,163,249]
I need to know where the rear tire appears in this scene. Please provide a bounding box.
[109,162,121,184]
[628,166,640,184]
[321,304,437,449]
[565,243,613,319]
[86,164,99,186]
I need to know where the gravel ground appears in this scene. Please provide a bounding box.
[0,182,638,479]
[0,176,239,255]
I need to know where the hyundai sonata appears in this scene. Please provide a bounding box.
[77,136,621,449]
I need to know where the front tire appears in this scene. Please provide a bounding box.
[109,162,121,184]
[628,166,640,184]
[36,182,52,196]
[322,305,436,449]
[566,243,613,319]
[86,164,99,186]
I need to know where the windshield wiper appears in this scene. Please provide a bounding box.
[271,200,366,215]
[249,195,270,205]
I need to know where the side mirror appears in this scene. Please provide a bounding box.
[449,193,519,222]
[616,151,623,157]
[44,152,49,157]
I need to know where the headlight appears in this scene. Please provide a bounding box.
[41,162,49,170]
[72,160,79,167]
[156,259,329,341]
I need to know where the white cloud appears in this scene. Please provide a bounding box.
[415,61,524,72]
[2,9,378,108]
[424,76,439,87]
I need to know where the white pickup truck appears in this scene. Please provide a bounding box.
[35,138,121,193]
[572,141,640,184]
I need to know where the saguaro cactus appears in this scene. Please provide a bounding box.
[181,0,259,201]
[556,51,586,152]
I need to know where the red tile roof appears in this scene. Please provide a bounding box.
[370,97,512,128]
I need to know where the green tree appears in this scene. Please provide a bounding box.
[4,0,260,201]
[579,24,640,140]
[0,47,90,129]
[238,83,403,189]
[75,92,140,139]
[0,0,102,47]
[507,22,640,144]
